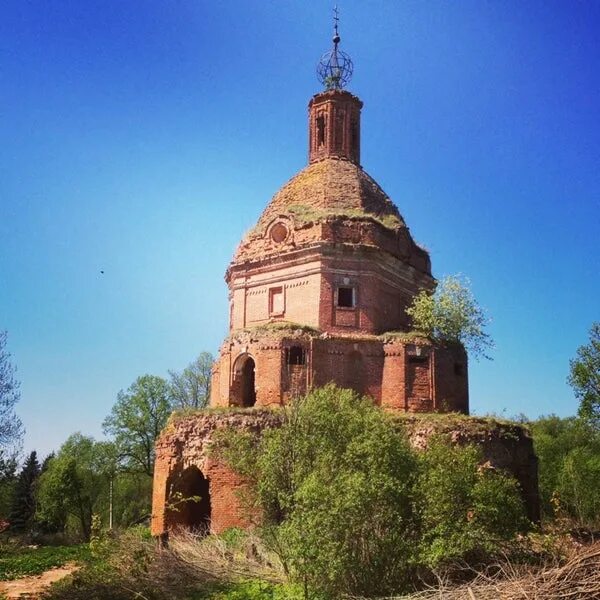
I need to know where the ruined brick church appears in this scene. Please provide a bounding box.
[151,22,539,537]
[209,82,468,413]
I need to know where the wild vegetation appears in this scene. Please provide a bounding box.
[0,348,215,542]
[0,324,599,598]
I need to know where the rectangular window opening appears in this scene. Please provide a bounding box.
[286,346,307,366]
[269,287,284,316]
[337,286,355,308]
[408,355,428,364]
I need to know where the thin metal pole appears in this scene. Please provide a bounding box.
[109,477,113,530]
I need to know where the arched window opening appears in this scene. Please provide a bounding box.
[351,119,359,153]
[317,115,326,146]
[166,466,211,534]
[241,357,256,407]
[286,346,306,366]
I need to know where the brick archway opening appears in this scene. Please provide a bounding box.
[166,466,211,534]
[241,357,256,407]
[231,353,257,407]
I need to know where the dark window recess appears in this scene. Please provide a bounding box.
[408,355,428,364]
[286,346,306,366]
[317,116,326,146]
[351,120,358,150]
[335,112,344,150]
[454,363,464,376]
[337,287,354,308]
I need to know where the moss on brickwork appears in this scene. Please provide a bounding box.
[226,322,321,342]
[391,412,530,442]
[286,204,402,229]
[378,330,431,343]
[168,405,281,425]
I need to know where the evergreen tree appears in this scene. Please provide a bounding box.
[9,451,40,532]
[0,453,17,522]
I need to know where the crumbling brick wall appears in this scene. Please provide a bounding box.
[151,411,282,537]
[211,331,469,414]
[151,409,540,537]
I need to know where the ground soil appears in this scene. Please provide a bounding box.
[0,562,78,599]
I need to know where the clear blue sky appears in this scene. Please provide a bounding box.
[1,1,598,458]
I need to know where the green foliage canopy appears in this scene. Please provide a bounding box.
[569,322,600,427]
[530,415,600,527]
[406,275,494,360]
[169,352,214,410]
[103,375,172,476]
[8,450,40,532]
[216,385,528,598]
[37,433,116,539]
[416,439,528,567]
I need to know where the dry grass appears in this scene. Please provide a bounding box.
[43,528,284,600]
[167,528,285,584]
[361,542,600,600]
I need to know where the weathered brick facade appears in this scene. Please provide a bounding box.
[151,86,538,537]
[212,88,466,412]
[151,411,540,536]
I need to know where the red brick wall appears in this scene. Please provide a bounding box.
[308,90,362,164]
[211,334,467,415]
[151,411,282,537]
[152,411,540,537]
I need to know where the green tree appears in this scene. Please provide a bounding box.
[0,331,24,449]
[530,415,600,526]
[569,322,600,426]
[219,385,420,598]
[103,375,172,476]
[37,434,115,539]
[406,275,493,360]
[169,352,214,410]
[8,450,40,532]
[416,439,528,567]
[0,454,16,520]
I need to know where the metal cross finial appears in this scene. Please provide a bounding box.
[317,5,353,90]
[333,5,339,38]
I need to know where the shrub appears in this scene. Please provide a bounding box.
[217,385,419,598]
[530,415,600,527]
[416,438,529,568]
[215,386,531,597]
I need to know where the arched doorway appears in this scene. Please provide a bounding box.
[241,357,256,407]
[166,466,211,533]
[231,354,257,407]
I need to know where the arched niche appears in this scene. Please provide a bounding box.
[166,465,211,534]
[231,353,257,407]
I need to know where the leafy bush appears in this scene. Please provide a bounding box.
[416,438,529,567]
[192,580,305,600]
[531,415,600,527]
[406,274,493,360]
[215,385,529,598]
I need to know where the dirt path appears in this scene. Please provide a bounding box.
[0,562,79,599]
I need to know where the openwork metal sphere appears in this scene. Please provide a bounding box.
[317,48,353,90]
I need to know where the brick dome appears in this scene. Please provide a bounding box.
[256,157,405,232]
[232,157,423,266]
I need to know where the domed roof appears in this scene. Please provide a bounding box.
[254,158,406,233]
